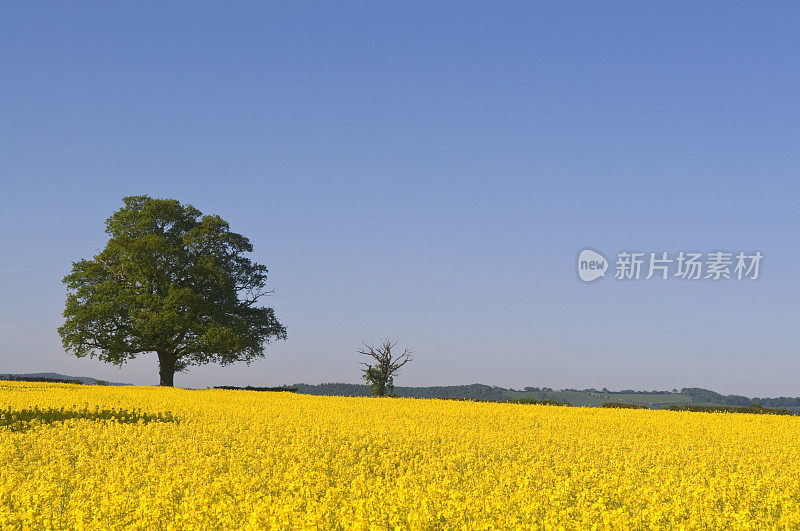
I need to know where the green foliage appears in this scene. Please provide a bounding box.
[601,402,647,409]
[289,383,800,413]
[750,396,800,408]
[0,375,82,385]
[363,366,392,397]
[681,387,750,406]
[294,383,372,397]
[509,398,571,406]
[295,383,564,403]
[213,386,298,392]
[397,384,510,401]
[668,404,794,415]
[681,387,800,409]
[0,406,178,432]
[58,196,286,386]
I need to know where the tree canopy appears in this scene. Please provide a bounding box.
[59,196,286,386]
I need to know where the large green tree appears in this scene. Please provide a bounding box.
[59,196,286,386]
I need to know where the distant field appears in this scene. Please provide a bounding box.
[2,381,800,529]
[504,390,691,407]
[303,383,766,409]
[599,392,692,406]
[505,389,604,406]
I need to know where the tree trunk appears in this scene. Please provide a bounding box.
[158,351,176,387]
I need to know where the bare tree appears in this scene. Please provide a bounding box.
[357,339,413,397]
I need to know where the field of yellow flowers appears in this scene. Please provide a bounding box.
[1,381,799,529]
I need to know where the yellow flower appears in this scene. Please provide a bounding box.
[0,381,799,529]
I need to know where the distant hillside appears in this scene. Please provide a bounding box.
[292,383,800,411]
[680,387,800,409]
[4,375,796,412]
[0,373,130,386]
[295,383,510,401]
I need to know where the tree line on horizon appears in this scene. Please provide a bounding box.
[285,383,800,408]
[4,373,799,412]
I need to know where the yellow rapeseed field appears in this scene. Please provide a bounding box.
[1,381,799,529]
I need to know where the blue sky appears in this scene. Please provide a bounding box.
[1,2,798,395]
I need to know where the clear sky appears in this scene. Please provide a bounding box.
[2,2,798,395]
